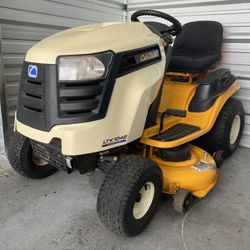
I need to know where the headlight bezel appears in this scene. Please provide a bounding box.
[57,50,114,82]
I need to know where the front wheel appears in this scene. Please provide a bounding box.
[7,131,57,178]
[97,155,162,236]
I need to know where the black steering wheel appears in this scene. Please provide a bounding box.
[131,10,182,36]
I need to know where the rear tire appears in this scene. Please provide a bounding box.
[97,155,162,236]
[198,98,245,157]
[7,131,57,178]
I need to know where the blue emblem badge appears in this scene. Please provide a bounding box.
[28,65,38,78]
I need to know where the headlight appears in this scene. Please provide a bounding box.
[58,51,113,81]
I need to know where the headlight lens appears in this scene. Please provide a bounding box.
[58,52,113,81]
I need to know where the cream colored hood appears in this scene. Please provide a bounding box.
[25,22,160,64]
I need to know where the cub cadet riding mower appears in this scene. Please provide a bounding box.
[8,10,245,236]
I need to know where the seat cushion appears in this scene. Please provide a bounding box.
[169,54,221,72]
[168,21,223,72]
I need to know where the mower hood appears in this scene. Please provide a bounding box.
[25,22,160,64]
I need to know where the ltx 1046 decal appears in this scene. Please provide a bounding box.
[102,135,128,147]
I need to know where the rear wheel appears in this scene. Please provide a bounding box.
[7,131,57,178]
[198,98,245,157]
[97,155,162,236]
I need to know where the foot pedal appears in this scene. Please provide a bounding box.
[159,109,186,132]
[164,109,186,117]
[152,123,200,142]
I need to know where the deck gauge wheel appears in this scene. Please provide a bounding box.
[173,189,193,214]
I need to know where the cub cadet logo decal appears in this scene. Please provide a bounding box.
[102,135,128,147]
[28,65,38,78]
[139,49,160,63]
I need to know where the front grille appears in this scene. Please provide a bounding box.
[17,61,116,131]
[17,46,161,132]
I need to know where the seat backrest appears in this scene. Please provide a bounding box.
[172,21,223,58]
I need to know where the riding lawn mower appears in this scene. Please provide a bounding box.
[8,10,245,236]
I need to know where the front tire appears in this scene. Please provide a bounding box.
[97,155,162,236]
[198,98,245,157]
[7,131,57,178]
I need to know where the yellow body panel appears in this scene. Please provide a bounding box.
[149,145,218,198]
[159,81,197,112]
[141,80,240,148]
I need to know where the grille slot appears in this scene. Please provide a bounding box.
[60,99,99,115]
[58,82,102,117]
[24,105,42,113]
[27,79,42,85]
[60,85,102,99]
[25,93,42,99]
[22,75,44,113]
[66,110,92,115]
[22,94,43,112]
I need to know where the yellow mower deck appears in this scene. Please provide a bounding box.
[147,145,218,198]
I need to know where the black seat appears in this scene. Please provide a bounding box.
[168,21,223,72]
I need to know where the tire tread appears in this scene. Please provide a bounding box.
[198,98,244,157]
[7,131,56,178]
[97,155,162,236]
